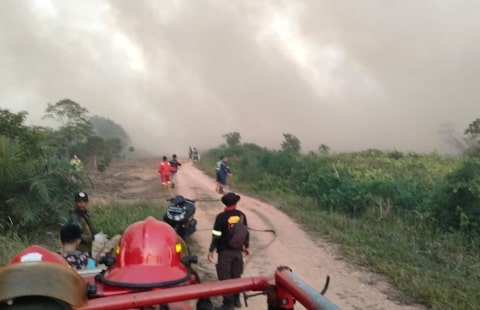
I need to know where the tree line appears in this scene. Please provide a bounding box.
[206,124,480,235]
[0,99,132,234]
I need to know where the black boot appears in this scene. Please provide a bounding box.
[215,295,234,310]
[233,293,241,308]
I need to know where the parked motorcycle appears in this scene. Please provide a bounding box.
[163,195,197,239]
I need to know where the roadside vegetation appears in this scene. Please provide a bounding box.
[196,132,480,310]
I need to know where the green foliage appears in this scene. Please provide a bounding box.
[431,159,480,234]
[463,117,480,158]
[0,233,31,266]
[0,136,31,231]
[90,115,131,147]
[281,133,301,153]
[0,109,28,138]
[319,215,480,309]
[0,139,88,233]
[44,99,91,130]
[204,144,461,220]
[43,99,94,159]
[464,118,480,140]
[464,143,480,158]
[92,202,166,237]
[42,100,130,170]
[222,132,241,148]
[74,135,123,171]
[0,109,45,156]
[0,103,134,253]
[318,143,330,155]
[0,108,89,235]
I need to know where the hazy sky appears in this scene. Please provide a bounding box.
[1,0,479,156]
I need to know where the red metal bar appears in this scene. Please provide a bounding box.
[274,268,339,310]
[73,276,270,310]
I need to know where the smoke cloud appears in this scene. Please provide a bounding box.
[1,0,479,156]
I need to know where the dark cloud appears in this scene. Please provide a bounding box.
[1,0,479,156]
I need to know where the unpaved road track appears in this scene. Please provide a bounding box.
[90,158,425,310]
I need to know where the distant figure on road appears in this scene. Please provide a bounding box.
[169,154,182,189]
[158,156,174,191]
[217,156,231,194]
[189,146,193,159]
[215,155,224,193]
[192,147,200,161]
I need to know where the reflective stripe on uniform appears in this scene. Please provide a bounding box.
[212,230,222,236]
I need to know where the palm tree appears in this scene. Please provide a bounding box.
[0,136,88,234]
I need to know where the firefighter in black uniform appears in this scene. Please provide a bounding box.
[208,192,250,310]
[68,192,94,256]
[169,154,182,188]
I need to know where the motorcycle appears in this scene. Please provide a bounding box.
[163,195,197,239]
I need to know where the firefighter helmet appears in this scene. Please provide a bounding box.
[100,216,192,287]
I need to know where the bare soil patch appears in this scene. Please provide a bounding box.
[88,158,426,310]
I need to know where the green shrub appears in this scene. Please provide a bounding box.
[0,137,88,234]
[431,159,480,234]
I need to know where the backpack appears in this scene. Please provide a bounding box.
[169,160,178,172]
[226,215,248,250]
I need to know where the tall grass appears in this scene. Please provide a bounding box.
[0,233,30,265]
[92,202,166,237]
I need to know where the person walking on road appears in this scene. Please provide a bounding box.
[217,156,231,194]
[158,156,174,191]
[68,191,95,256]
[215,155,223,192]
[169,154,182,189]
[208,192,249,310]
[192,147,200,161]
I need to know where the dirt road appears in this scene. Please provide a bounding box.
[89,158,425,310]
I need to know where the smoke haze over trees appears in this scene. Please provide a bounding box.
[1,0,479,156]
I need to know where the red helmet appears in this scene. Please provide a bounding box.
[0,245,87,307]
[9,245,69,265]
[100,216,191,287]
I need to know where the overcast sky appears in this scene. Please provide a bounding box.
[1,0,479,156]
